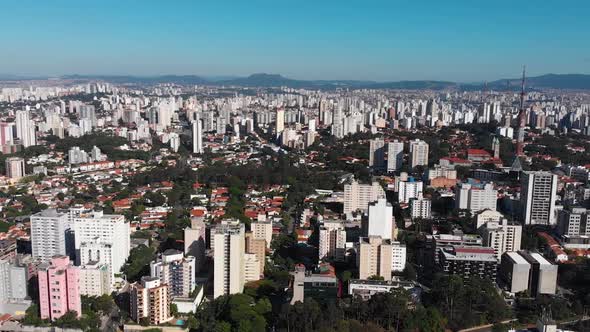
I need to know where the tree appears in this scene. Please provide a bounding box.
[367,275,384,281]
[403,264,417,281]
[139,317,150,326]
[170,303,179,317]
[22,304,45,326]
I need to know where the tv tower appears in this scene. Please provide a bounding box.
[515,66,527,156]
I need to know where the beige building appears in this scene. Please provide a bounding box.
[5,157,25,179]
[343,180,385,214]
[409,139,429,168]
[130,276,172,325]
[78,262,111,296]
[318,221,347,262]
[251,220,272,249]
[244,253,261,283]
[213,220,245,299]
[479,219,522,261]
[357,236,393,280]
[245,233,266,276]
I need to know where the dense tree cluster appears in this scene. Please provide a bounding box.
[122,244,156,282]
[426,274,510,330]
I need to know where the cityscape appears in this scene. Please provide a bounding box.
[0,2,590,332]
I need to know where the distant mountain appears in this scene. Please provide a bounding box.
[487,74,590,90]
[219,73,305,87]
[62,74,209,85]
[47,73,590,90]
[218,73,456,90]
[365,80,457,90]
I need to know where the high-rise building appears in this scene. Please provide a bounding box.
[357,236,392,280]
[369,138,386,170]
[367,198,394,240]
[213,221,245,298]
[391,241,407,272]
[15,109,36,147]
[71,208,130,285]
[455,181,498,212]
[0,259,28,303]
[492,136,501,159]
[410,197,432,219]
[521,171,558,225]
[275,109,285,136]
[251,221,272,249]
[150,249,195,298]
[409,139,428,168]
[243,253,261,284]
[130,276,172,325]
[387,140,404,172]
[343,180,385,214]
[245,233,265,276]
[318,221,347,262]
[184,218,206,272]
[31,209,71,262]
[68,146,89,165]
[557,207,590,237]
[398,178,423,204]
[192,119,203,154]
[169,133,180,152]
[479,219,522,261]
[38,256,81,321]
[78,262,111,297]
[5,157,25,179]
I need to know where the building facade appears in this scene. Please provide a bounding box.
[38,256,81,321]
[343,180,385,214]
[213,221,245,298]
[130,276,172,325]
[521,171,558,225]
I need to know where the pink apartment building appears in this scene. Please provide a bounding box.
[37,256,81,320]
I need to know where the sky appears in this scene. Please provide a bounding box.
[1,0,589,82]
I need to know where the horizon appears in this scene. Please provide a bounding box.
[1,1,589,82]
[2,71,590,85]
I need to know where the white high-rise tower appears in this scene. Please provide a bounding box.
[192,119,203,154]
[15,110,36,147]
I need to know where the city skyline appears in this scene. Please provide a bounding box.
[1,1,589,82]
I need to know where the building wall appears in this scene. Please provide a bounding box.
[38,256,81,321]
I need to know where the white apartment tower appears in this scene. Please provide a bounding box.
[367,198,394,240]
[409,139,428,168]
[213,221,245,298]
[31,209,70,262]
[398,179,423,204]
[387,140,404,172]
[275,109,285,137]
[15,109,36,147]
[70,208,130,284]
[455,182,498,212]
[521,171,558,225]
[192,119,204,154]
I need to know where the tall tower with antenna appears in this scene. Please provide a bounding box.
[515,66,527,156]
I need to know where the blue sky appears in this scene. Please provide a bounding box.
[1,0,588,81]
